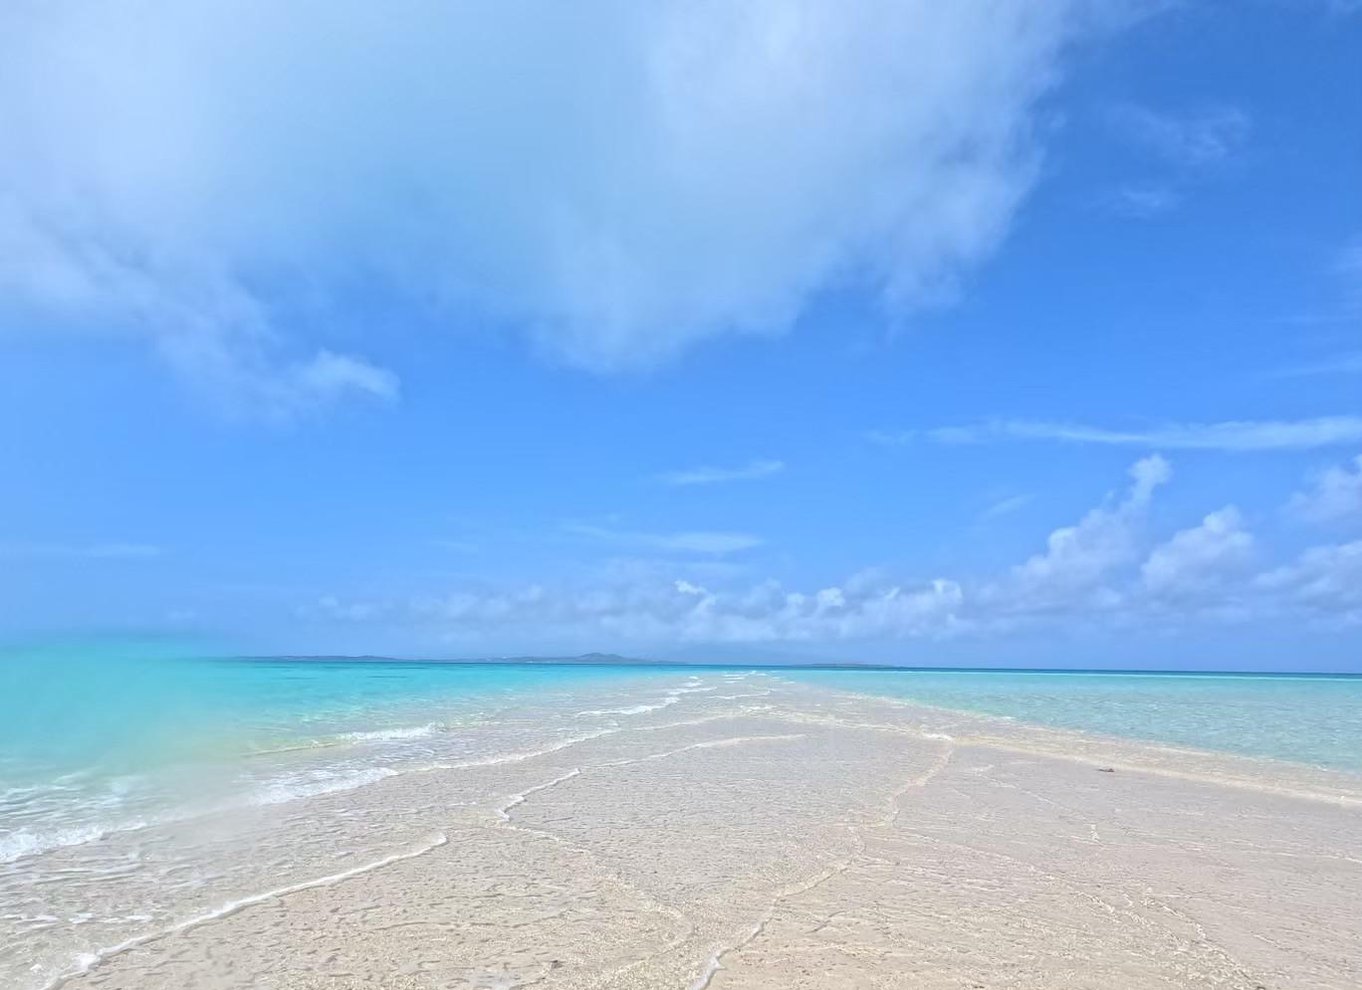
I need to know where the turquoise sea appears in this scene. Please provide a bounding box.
[2,643,1360,987]
[784,667,1362,773]
[3,644,1359,865]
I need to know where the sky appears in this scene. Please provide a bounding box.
[1,1,1360,670]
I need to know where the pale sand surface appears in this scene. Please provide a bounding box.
[33,678,1362,989]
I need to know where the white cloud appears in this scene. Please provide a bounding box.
[1141,506,1254,595]
[0,189,399,417]
[911,416,1362,451]
[655,459,785,487]
[318,573,966,645]
[1106,103,1251,167]
[1002,454,1169,607]
[1128,453,1173,502]
[566,524,762,556]
[292,351,399,405]
[1287,454,1362,525]
[1256,541,1362,624]
[302,456,1362,644]
[0,1,1140,402]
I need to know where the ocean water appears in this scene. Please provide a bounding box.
[3,649,1360,868]
[2,644,740,987]
[0,643,669,863]
[785,668,1362,773]
[1,644,1359,987]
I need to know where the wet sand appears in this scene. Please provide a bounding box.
[28,678,1362,989]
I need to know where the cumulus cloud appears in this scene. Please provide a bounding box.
[1287,454,1362,525]
[655,459,785,487]
[0,1,1138,404]
[1141,506,1254,596]
[315,573,966,644]
[906,416,1362,451]
[1256,541,1362,624]
[304,455,1362,644]
[1000,454,1169,609]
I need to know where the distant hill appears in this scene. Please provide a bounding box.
[491,652,651,665]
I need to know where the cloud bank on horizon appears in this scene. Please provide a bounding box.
[307,454,1362,648]
[1,0,1131,411]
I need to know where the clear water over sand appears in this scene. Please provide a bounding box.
[786,667,1362,771]
[2,650,1359,989]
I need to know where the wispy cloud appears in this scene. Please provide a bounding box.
[886,416,1362,452]
[979,494,1034,521]
[1097,103,1249,221]
[654,459,785,487]
[1099,183,1181,219]
[566,524,762,556]
[1106,103,1251,168]
[291,351,399,406]
[0,542,163,559]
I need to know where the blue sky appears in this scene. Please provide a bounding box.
[1,2,1359,669]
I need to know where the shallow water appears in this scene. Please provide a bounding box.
[783,668,1362,772]
[2,647,1359,988]
[0,647,676,866]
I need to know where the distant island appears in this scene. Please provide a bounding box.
[229,654,1355,676]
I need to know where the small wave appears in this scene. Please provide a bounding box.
[437,728,619,770]
[243,722,443,757]
[495,768,581,821]
[576,697,679,717]
[249,767,398,806]
[615,734,806,767]
[340,723,441,743]
[0,820,147,865]
[1,782,78,803]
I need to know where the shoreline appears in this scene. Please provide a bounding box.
[6,674,1360,989]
